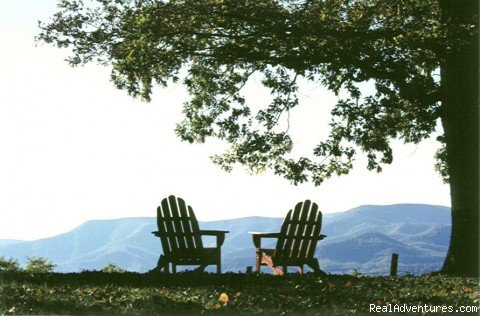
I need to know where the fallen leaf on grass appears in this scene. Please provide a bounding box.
[219,293,229,304]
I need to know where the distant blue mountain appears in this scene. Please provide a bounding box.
[0,204,451,275]
[0,240,23,246]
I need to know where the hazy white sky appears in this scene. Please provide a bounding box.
[0,0,450,240]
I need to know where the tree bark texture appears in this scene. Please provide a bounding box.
[440,0,479,277]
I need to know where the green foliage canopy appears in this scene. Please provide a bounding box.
[102,263,127,273]
[38,0,475,185]
[0,256,21,272]
[25,257,56,273]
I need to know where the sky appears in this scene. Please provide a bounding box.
[0,0,450,240]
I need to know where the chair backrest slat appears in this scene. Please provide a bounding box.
[157,195,203,256]
[300,202,320,258]
[187,204,203,249]
[157,203,172,254]
[277,202,303,259]
[290,200,311,258]
[275,200,323,259]
[168,195,187,250]
[177,197,198,249]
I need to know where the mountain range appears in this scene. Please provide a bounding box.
[0,204,451,275]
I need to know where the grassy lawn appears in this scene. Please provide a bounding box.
[0,272,478,315]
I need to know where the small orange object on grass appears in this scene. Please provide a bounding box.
[219,293,229,304]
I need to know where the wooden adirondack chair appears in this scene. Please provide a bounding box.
[152,195,228,274]
[249,200,326,275]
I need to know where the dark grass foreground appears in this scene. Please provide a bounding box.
[0,271,478,315]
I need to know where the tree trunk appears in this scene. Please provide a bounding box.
[439,0,479,277]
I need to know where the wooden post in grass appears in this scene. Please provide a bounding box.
[390,253,399,276]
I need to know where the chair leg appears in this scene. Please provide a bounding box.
[172,264,176,274]
[157,255,170,273]
[282,265,287,274]
[298,265,304,274]
[307,259,327,276]
[217,248,222,274]
[196,264,208,272]
[255,248,261,273]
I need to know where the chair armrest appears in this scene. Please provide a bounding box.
[153,230,229,247]
[200,230,229,247]
[248,232,281,248]
[200,230,229,236]
[249,232,281,238]
[152,231,173,237]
